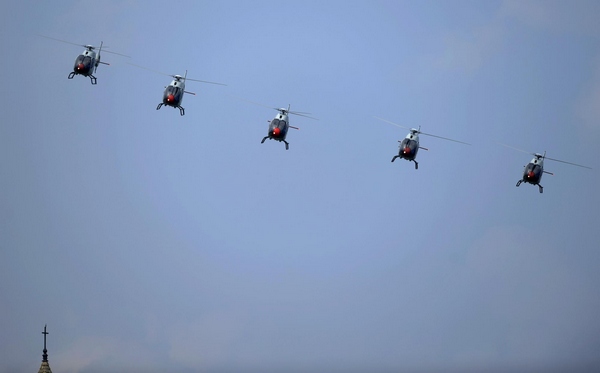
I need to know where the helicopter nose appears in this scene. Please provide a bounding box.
[403,147,411,155]
[527,171,535,179]
[77,63,84,71]
[272,127,281,137]
[166,94,175,103]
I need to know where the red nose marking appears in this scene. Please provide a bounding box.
[528,171,535,178]
[273,127,281,137]
[403,147,411,155]
[77,63,84,70]
[167,94,175,103]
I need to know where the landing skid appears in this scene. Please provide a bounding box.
[68,72,97,85]
[157,103,185,116]
[391,155,418,169]
[516,180,543,193]
[260,137,289,150]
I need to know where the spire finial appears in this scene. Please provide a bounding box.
[41,325,49,362]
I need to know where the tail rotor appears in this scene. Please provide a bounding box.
[94,41,103,73]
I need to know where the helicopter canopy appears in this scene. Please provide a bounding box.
[73,55,92,73]
[271,118,287,128]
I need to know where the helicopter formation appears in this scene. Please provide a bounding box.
[40,35,592,193]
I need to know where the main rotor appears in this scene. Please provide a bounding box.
[128,63,226,85]
[38,35,130,57]
[275,105,317,119]
[374,116,471,145]
[499,143,591,169]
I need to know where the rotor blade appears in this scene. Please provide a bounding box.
[127,63,172,77]
[37,34,86,48]
[229,96,275,110]
[289,112,318,120]
[38,35,130,58]
[101,49,131,58]
[184,77,227,86]
[420,132,471,145]
[544,157,592,169]
[184,90,196,95]
[288,110,312,115]
[232,96,312,117]
[498,142,534,155]
[289,126,300,130]
[373,116,410,130]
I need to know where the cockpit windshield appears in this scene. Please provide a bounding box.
[526,163,540,174]
[271,118,287,129]
[163,85,183,103]
[165,86,181,95]
[400,138,415,148]
[75,55,92,66]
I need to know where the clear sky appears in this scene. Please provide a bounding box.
[1,1,600,372]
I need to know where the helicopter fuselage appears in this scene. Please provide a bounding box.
[72,48,97,77]
[162,79,185,108]
[391,130,424,169]
[156,75,193,116]
[267,112,290,143]
[397,135,419,161]
[521,157,544,186]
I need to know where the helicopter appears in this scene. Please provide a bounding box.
[260,105,317,150]
[236,98,316,150]
[374,117,471,169]
[39,35,129,84]
[128,63,226,116]
[500,144,591,193]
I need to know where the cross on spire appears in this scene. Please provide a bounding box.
[41,325,49,362]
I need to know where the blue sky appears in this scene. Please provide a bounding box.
[1,1,600,372]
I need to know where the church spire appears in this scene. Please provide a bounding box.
[37,325,52,373]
